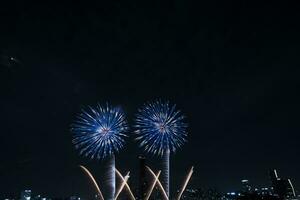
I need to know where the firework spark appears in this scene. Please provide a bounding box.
[71,103,129,160]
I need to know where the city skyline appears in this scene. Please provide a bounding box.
[2,167,298,200]
[1,0,300,199]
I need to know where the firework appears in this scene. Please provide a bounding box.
[134,100,188,197]
[71,103,128,160]
[71,103,128,200]
[134,100,187,156]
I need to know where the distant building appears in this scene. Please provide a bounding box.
[69,196,81,200]
[241,180,251,192]
[259,187,273,196]
[32,195,41,200]
[20,190,31,200]
[182,188,221,200]
[32,195,48,200]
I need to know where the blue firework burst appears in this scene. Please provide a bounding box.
[71,103,128,160]
[134,100,188,156]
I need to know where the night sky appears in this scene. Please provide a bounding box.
[1,1,300,199]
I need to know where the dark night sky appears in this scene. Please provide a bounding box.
[1,0,300,198]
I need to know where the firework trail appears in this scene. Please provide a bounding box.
[115,168,136,200]
[288,179,296,197]
[145,170,161,200]
[115,171,130,200]
[146,166,169,200]
[176,166,194,200]
[162,149,170,196]
[79,165,104,200]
